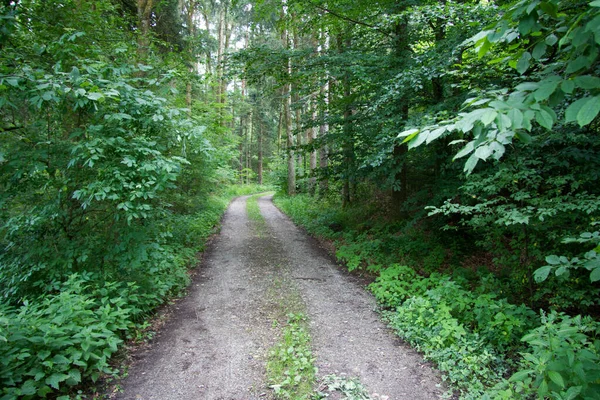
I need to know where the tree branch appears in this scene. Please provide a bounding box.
[314,6,393,38]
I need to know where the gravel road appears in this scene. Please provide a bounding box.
[115,195,443,400]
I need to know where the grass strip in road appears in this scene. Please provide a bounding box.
[267,313,316,399]
[246,192,274,236]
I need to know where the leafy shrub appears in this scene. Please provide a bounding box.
[484,312,600,400]
[0,275,132,399]
[384,296,506,397]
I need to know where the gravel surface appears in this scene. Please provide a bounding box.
[115,195,444,400]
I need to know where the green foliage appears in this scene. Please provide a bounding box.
[484,312,600,400]
[0,275,131,399]
[313,375,372,400]
[267,313,316,399]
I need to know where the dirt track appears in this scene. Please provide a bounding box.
[115,195,443,399]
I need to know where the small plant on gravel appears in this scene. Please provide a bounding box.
[267,313,317,399]
[313,375,374,400]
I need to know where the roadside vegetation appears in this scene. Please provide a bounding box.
[274,194,600,399]
[3,0,600,398]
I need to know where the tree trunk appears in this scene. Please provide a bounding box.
[391,15,410,216]
[309,96,318,194]
[258,118,263,185]
[136,0,154,57]
[281,8,295,195]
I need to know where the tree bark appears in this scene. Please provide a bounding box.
[136,0,154,57]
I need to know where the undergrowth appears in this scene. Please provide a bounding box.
[267,313,316,399]
[0,184,271,399]
[273,193,600,400]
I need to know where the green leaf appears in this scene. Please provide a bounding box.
[478,38,492,58]
[508,108,524,129]
[516,52,532,74]
[480,109,498,125]
[591,0,600,6]
[509,370,533,382]
[534,266,552,282]
[398,128,419,141]
[464,153,479,174]
[546,255,561,265]
[539,1,558,17]
[45,373,69,389]
[590,267,600,282]
[561,80,575,94]
[566,56,590,74]
[576,95,600,126]
[533,78,560,101]
[86,92,104,101]
[565,97,589,122]
[574,75,600,89]
[454,141,475,160]
[535,108,554,129]
[547,371,565,388]
[545,34,558,46]
[532,42,547,60]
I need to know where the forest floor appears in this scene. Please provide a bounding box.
[112,195,444,400]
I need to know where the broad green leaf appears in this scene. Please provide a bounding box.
[574,75,600,89]
[45,373,69,389]
[516,52,532,74]
[480,109,498,125]
[566,55,590,74]
[516,131,532,144]
[547,371,565,388]
[86,92,104,101]
[516,82,539,91]
[546,255,561,265]
[426,127,446,144]
[509,370,533,382]
[535,108,554,129]
[565,97,589,122]
[519,14,536,35]
[532,42,547,60]
[534,266,552,282]
[564,387,582,400]
[474,145,493,160]
[478,38,492,59]
[464,153,479,174]
[590,267,600,282]
[576,95,600,126]
[561,80,575,94]
[401,129,419,144]
[545,34,558,46]
[591,0,600,6]
[539,1,558,17]
[408,131,428,149]
[398,128,419,139]
[508,108,524,129]
[533,78,560,101]
[454,141,475,160]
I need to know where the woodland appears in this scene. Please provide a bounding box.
[0,0,599,399]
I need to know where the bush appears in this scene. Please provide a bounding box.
[0,275,132,399]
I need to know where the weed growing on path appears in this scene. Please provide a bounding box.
[313,375,374,399]
[267,313,316,399]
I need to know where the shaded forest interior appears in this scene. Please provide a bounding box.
[1,0,600,399]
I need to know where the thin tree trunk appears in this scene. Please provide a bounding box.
[281,8,295,195]
[258,118,263,185]
[136,0,154,58]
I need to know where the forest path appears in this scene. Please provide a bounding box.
[115,195,443,400]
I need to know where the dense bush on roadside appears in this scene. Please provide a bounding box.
[274,193,600,399]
